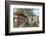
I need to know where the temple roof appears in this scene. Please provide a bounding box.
[14,12,27,17]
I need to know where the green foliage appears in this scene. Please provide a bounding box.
[28,21,39,27]
[16,8,34,16]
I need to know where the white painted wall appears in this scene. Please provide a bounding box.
[0,0,46,36]
[6,0,45,2]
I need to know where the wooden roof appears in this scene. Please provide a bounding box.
[15,12,27,17]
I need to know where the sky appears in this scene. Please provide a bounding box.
[32,9,40,16]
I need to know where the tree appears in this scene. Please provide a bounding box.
[16,8,35,25]
[16,8,34,16]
